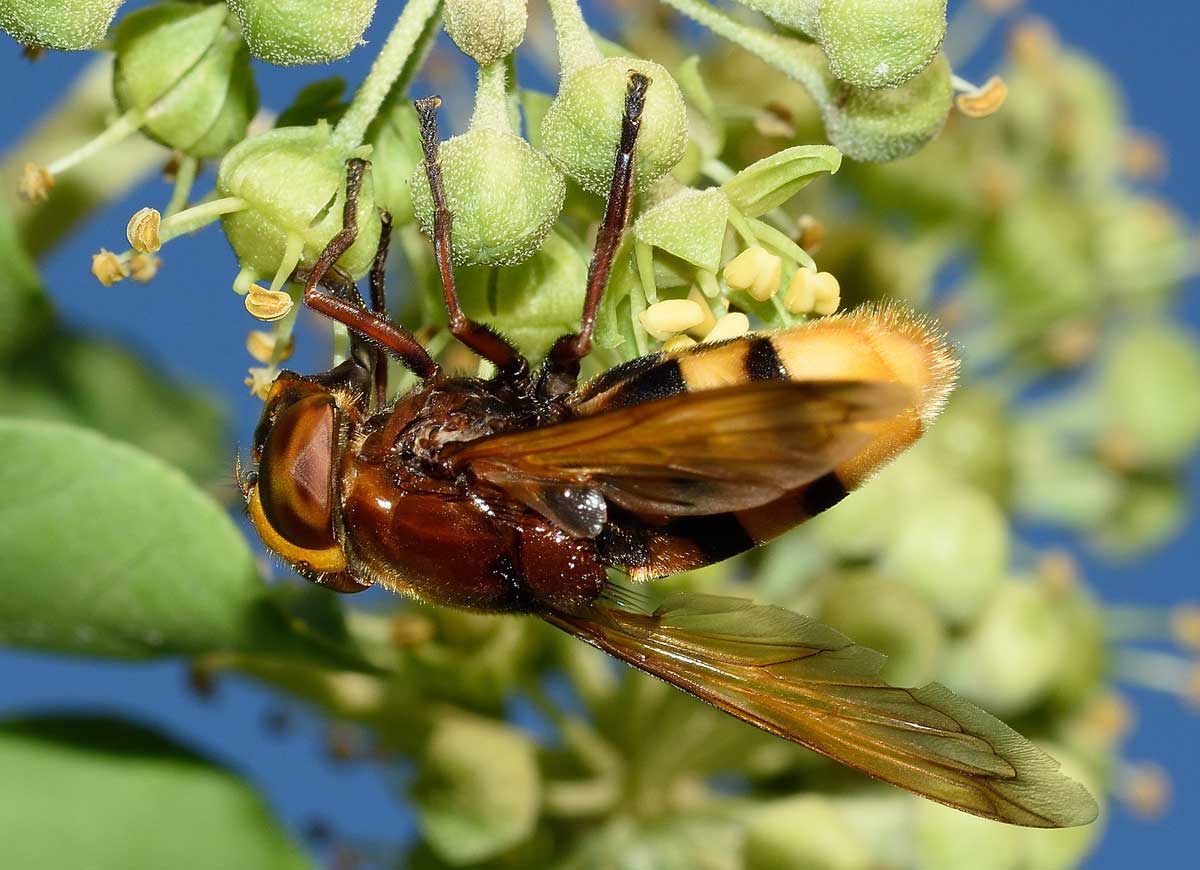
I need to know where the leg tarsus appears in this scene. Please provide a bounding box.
[542,72,650,397]
[302,160,439,383]
[368,209,393,406]
[415,96,529,382]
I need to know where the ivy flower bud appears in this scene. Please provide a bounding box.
[226,0,376,66]
[444,0,526,66]
[819,574,945,687]
[0,0,123,51]
[411,129,564,266]
[217,124,381,279]
[113,2,258,158]
[826,54,954,162]
[817,0,948,89]
[724,246,782,301]
[1100,323,1200,466]
[541,57,689,196]
[883,485,1009,624]
[410,65,566,266]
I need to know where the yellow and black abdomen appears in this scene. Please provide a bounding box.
[573,303,958,580]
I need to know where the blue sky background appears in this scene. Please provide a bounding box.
[1,2,1196,867]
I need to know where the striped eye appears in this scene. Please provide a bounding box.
[258,394,337,550]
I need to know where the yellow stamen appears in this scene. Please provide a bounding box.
[244,366,277,400]
[246,330,295,364]
[126,207,163,253]
[724,246,783,302]
[661,334,698,353]
[1169,605,1200,652]
[91,249,128,287]
[684,286,718,339]
[703,312,750,343]
[639,299,706,341]
[245,285,294,322]
[18,163,53,202]
[128,253,160,283]
[955,75,1009,118]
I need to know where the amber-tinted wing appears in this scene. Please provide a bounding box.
[446,380,908,518]
[546,592,1098,828]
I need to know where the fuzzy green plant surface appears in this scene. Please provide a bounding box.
[2,1,1199,868]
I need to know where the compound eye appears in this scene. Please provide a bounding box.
[258,395,337,550]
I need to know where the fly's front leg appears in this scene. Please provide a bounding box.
[415,97,529,382]
[541,72,650,397]
[301,158,440,382]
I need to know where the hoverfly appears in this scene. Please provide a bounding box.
[242,73,1096,828]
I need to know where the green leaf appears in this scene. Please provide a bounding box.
[0,418,360,665]
[0,715,312,870]
[0,334,228,482]
[275,76,349,129]
[411,711,541,865]
[721,145,841,218]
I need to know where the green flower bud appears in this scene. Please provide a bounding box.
[0,0,122,50]
[1099,476,1186,554]
[227,0,376,66]
[916,750,1102,870]
[819,574,945,687]
[914,388,1012,502]
[733,0,819,35]
[825,53,953,162]
[113,2,257,158]
[943,580,1069,715]
[818,0,947,89]
[411,712,539,865]
[745,795,871,870]
[411,64,564,267]
[365,101,424,224]
[541,57,689,195]
[217,124,380,279]
[444,0,526,66]
[1100,323,1200,467]
[881,483,1009,624]
[411,128,565,267]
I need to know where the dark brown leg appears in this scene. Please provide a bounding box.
[415,97,528,380]
[368,210,393,406]
[543,72,650,394]
[302,159,439,381]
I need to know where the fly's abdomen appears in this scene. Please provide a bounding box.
[579,303,958,580]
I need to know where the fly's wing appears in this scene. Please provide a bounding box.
[445,380,909,519]
[545,592,1099,828]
